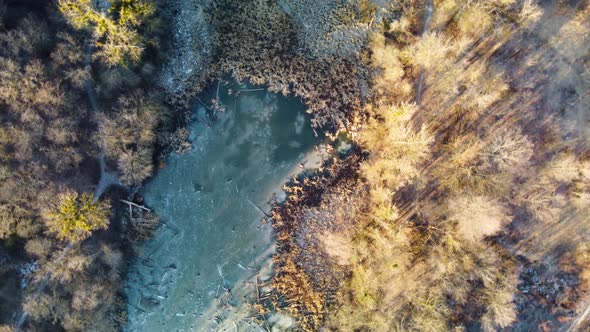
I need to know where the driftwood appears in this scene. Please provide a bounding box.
[239,88,265,92]
[127,279,162,297]
[195,96,212,110]
[120,199,150,211]
[127,301,146,313]
[195,112,212,128]
[568,301,590,332]
[120,199,149,219]
[247,198,270,219]
[216,80,221,101]
[255,275,260,304]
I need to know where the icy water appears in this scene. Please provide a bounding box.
[124,83,320,331]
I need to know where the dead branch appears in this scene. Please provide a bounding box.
[120,199,150,211]
[247,198,271,219]
[195,96,212,111]
[239,88,265,92]
[255,275,260,304]
[195,112,212,128]
[216,80,221,101]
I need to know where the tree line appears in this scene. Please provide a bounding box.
[266,0,590,331]
[0,0,171,330]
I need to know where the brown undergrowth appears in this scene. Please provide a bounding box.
[270,151,364,331]
[207,0,368,135]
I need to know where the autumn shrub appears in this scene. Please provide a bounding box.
[369,33,412,98]
[460,63,508,112]
[0,15,50,61]
[99,93,159,185]
[575,243,590,291]
[50,32,91,89]
[97,66,141,98]
[447,195,510,241]
[480,273,519,332]
[23,293,55,321]
[118,150,154,185]
[483,127,534,172]
[49,252,93,284]
[23,243,125,330]
[518,0,542,27]
[0,203,36,239]
[329,223,415,331]
[99,95,158,156]
[359,102,432,201]
[100,244,124,271]
[455,3,492,39]
[327,196,518,331]
[126,207,160,243]
[402,32,452,71]
[0,19,89,185]
[25,237,54,262]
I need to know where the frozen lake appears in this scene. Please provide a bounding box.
[124,82,320,331]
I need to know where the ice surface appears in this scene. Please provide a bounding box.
[125,83,320,331]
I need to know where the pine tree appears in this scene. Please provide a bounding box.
[58,0,154,66]
[44,191,110,243]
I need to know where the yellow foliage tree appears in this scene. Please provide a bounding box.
[115,0,155,27]
[58,0,153,66]
[402,32,452,71]
[44,191,110,243]
[455,4,492,39]
[369,33,412,98]
[359,102,432,196]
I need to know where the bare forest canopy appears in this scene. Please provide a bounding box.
[0,0,588,331]
[256,0,590,331]
[0,0,169,330]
